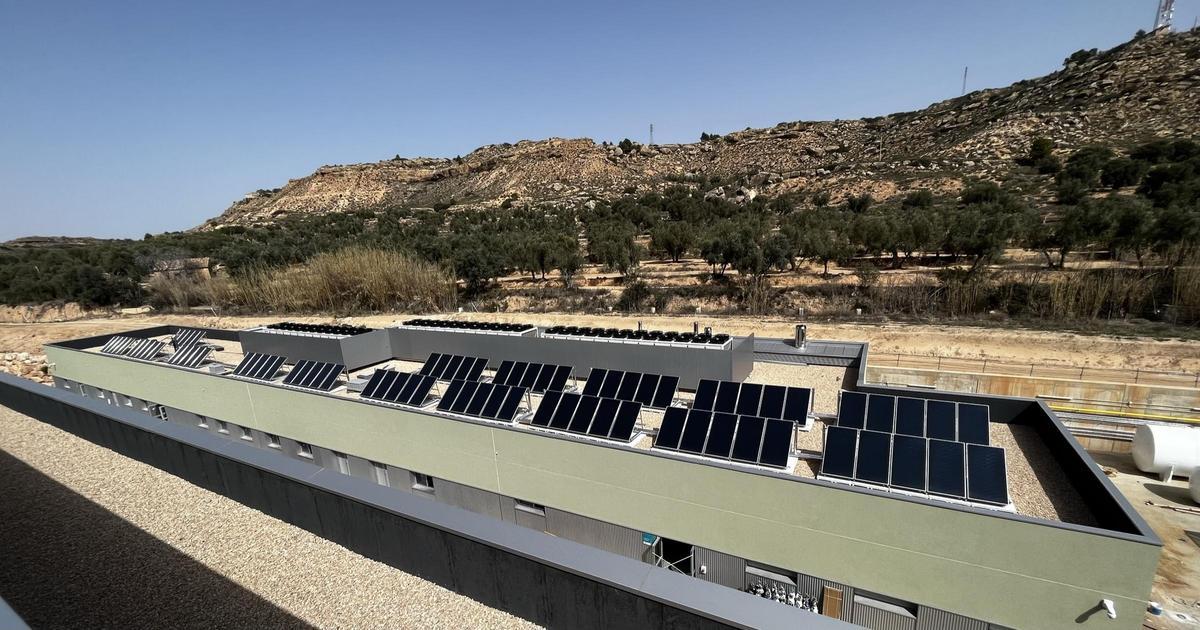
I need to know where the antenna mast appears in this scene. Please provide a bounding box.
[649,123,654,146]
[1154,0,1175,31]
[961,66,968,96]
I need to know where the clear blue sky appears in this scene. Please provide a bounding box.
[2,0,1197,241]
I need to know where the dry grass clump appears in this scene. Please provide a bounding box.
[148,247,456,314]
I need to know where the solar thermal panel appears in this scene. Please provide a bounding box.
[441,356,464,380]
[496,386,525,421]
[837,391,867,429]
[678,409,712,453]
[633,374,660,406]
[550,393,580,430]
[957,404,991,445]
[171,328,207,349]
[437,379,466,411]
[465,382,492,416]
[493,360,515,384]
[655,407,688,450]
[967,444,1008,505]
[431,354,452,378]
[928,439,966,499]
[420,353,443,376]
[895,397,926,436]
[854,430,891,484]
[100,336,137,355]
[608,401,641,441]
[890,434,927,492]
[693,380,718,410]
[782,387,812,423]
[926,401,957,441]
[531,391,562,426]
[481,384,508,418]
[127,339,165,360]
[546,365,572,392]
[757,418,793,468]
[865,394,896,433]
[730,415,765,463]
[821,427,858,479]
[462,357,487,381]
[703,413,738,458]
[758,385,786,420]
[397,372,424,403]
[283,360,344,391]
[165,344,211,368]
[232,353,285,381]
[569,396,601,433]
[616,372,640,401]
[582,369,606,396]
[599,370,623,398]
[736,383,762,416]
[714,381,739,413]
[450,381,479,414]
[522,364,544,389]
[587,398,621,438]
[650,375,678,409]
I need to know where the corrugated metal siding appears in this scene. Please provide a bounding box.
[434,480,503,519]
[693,547,745,589]
[513,506,547,531]
[853,600,916,630]
[916,607,987,630]
[795,573,854,620]
[545,507,647,561]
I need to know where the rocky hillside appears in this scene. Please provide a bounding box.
[205,31,1200,229]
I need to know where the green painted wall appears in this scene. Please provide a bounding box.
[49,347,1160,630]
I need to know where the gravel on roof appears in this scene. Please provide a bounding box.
[0,406,540,630]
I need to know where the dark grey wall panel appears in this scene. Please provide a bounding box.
[852,600,917,630]
[545,507,646,561]
[238,328,392,370]
[694,546,746,589]
[0,374,848,630]
[916,606,988,630]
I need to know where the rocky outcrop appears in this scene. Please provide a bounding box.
[203,32,1200,229]
[1,352,51,385]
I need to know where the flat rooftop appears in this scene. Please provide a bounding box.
[71,326,1099,527]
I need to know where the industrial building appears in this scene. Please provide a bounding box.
[32,320,1161,629]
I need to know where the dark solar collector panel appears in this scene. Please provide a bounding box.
[678,409,712,453]
[518,363,541,389]
[714,381,739,413]
[821,427,858,479]
[957,403,991,445]
[437,379,466,411]
[569,396,601,433]
[927,439,966,499]
[599,371,622,398]
[655,407,688,450]
[497,387,525,421]
[126,339,165,361]
[100,336,137,355]
[531,391,561,426]
[967,444,1008,505]
[650,375,679,409]
[441,356,464,380]
[616,372,640,401]
[758,385,786,420]
[550,393,580,430]
[481,384,509,418]
[895,397,926,437]
[854,430,891,484]
[865,394,896,433]
[171,328,207,349]
[736,383,762,416]
[607,401,641,441]
[493,360,515,384]
[465,382,493,416]
[693,380,718,411]
[165,344,212,368]
[283,360,344,391]
[546,365,572,392]
[431,354,452,378]
[587,398,621,438]
[633,374,659,406]
[757,418,793,468]
[231,353,286,381]
[782,387,811,423]
[703,413,738,458]
[582,369,606,396]
[730,415,765,463]
[926,401,957,441]
[890,434,927,492]
[463,357,487,381]
[837,391,868,429]
[450,381,479,414]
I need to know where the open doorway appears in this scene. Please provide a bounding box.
[654,537,694,576]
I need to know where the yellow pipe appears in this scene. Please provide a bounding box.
[1048,404,1200,425]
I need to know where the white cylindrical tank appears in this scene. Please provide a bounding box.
[1191,469,1200,504]
[1131,425,1200,481]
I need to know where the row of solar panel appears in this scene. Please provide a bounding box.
[360,369,436,407]
[821,426,1008,506]
[266,322,374,336]
[837,392,990,445]
[693,379,811,424]
[100,336,166,361]
[654,407,793,469]
[437,380,527,422]
[544,326,730,345]
[492,360,572,393]
[164,344,212,368]
[580,369,678,409]
[232,352,286,380]
[171,328,207,349]
[280,359,345,392]
[530,391,642,442]
[419,353,488,382]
